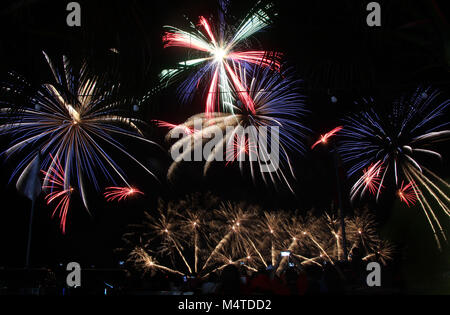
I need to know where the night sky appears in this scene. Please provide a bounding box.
[0,0,449,290]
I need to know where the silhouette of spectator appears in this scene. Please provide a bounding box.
[248,267,272,294]
[350,247,365,286]
[322,263,342,294]
[304,265,321,295]
[216,264,242,295]
[201,273,218,295]
[271,273,290,295]
[296,269,308,295]
[284,267,299,295]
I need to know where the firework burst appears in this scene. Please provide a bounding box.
[350,161,385,201]
[0,52,158,230]
[397,180,419,207]
[121,196,392,278]
[311,126,343,150]
[225,133,257,166]
[163,66,309,193]
[145,1,281,115]
[337,87,450,248]
[104,186,144,202]
[152,119,196,135]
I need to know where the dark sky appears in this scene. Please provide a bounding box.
[0,0,449,269]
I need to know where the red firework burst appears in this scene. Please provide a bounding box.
[362,162,384,195]
[311,126,343,149]
[226,134,257,165]
[41,154,73,234]
[104,186,144,202]
[153,120,195,135]
[398,181,419,207]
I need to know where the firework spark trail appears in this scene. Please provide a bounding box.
[350,161,384,201]
[358,231,368,256]
[225,134,257,165]
[291,253,322,267]
[206,67,220,114]
[307,233,335,265]
[346,209,380,254]
[413,167,450,207]
[201,227,236,272]
[397,181,419,207]
[153,2,281,115]
[404,166,446,249]
[166,114,237,177]
[104,186,144,202]
[363,163,384,195]
[271,241,276,266]
[407,165,450,219]
[194,229,199,274]
[152,208,194,275]
[223,61,256,114]
[311,126,343,149]
[330,230,342,261]
[45,190,71,234]
[323,213,343,260]
[203,262,230,278]
[246,238,268,267]
[180,210,203,274]
[41,154,73,233]
[305,231,346,279]
[130,247,185,276]
[422,166,450,191]
[169,233,193,275]
[336,234,342,260]
[153,120,196,135]
[275,237,298,274]
[362,241,395,266]
[258,212,285,266]
[202,255,258,279]
[406,165,449,238]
